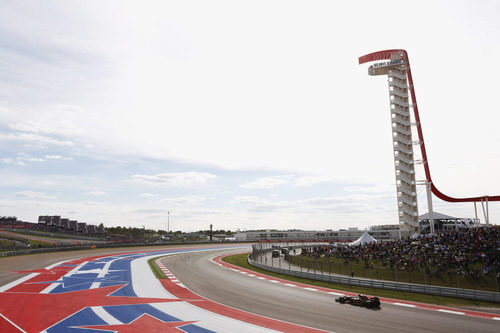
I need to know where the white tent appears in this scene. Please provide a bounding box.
[350,232,377,246]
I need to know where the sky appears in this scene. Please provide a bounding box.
[1,0,499,232]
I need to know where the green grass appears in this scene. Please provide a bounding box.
[0,239,15,251]
[5,229,104,241]
[28,239,53,248]
[288,255,498,292]
[223,253,500,308]
[148,257,166,279]
[0,239,14,246]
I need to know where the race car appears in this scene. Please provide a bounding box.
[335,294,381,308]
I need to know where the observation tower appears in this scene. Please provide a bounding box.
[364,52,419,235]
[359,49,500,235]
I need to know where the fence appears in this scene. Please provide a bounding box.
[288,255,499,292]
[248,250,500,303]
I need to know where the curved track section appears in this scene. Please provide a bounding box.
[0,244,325,333]
[161,249,500,333]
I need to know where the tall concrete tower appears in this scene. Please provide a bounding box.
[364,51,419,236]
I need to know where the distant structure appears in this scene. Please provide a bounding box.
[419,212,479,233]
[235,226,400,242]
[235,214,480,242]
[359,49,500,236]
[0,215,105,237]
[360,52,419,236]
[38,215,105,235]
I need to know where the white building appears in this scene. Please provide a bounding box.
[235,226,400,242]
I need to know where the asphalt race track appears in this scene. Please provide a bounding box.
[1,244,499,332]
[161,248,500,333]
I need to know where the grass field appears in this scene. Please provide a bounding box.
[0,239,15,251]
[27,239,53,248]
[287,255,498,292]
[148,257,166,279]
[223,253,500,308]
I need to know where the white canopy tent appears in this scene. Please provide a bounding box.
[349,232,377,246]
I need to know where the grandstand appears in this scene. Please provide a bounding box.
[1,216,105,237]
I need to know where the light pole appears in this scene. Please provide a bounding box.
[167,211,170,234]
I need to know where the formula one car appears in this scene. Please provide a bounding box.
[335,294,381,308]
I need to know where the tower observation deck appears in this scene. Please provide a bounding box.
[359,49,500,233]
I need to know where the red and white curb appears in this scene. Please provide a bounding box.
[210,254,500,322]
[155,258,186,288]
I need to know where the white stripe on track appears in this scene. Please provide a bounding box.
[45,260,72,270]
[150,302,283,333]
[40,261,89,294]
[437,309,465,315]
[131,255,177,299]
[393,302,416,308]
[0,313,27,332]
[327,292,344,296]
[0,273,38,292]
[91,306,123,325]
[90,258,118,289]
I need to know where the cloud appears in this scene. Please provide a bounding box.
[23,157,45,162]
[230,196,286,213]
[14,190,56,200]
[1,153,72,165]
[86,191,106,196]
[1,158,26,166]
[134,208,166,214]
[160,195,207,206]
[0,132,74,147]
[132,172,217,186]
[343,184,393,194]
[240,175,293,189]
[45,154,73,160]
[9,104,85,136]
[295,175,338,186]
[300,196,345,207]
[140,193,155,198]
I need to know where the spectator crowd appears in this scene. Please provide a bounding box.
[301,226,500,281]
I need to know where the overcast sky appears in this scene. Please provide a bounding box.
[1,0,499,232]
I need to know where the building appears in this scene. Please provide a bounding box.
[3,215,105,237]
[37,216,105,236]
[235,226,400,243]
[419,212,479,233]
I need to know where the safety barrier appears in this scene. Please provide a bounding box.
[0,240,249,257]
[248,254,500,303]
